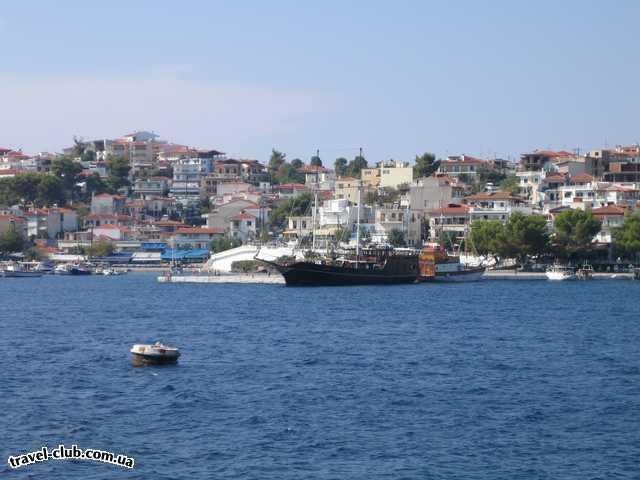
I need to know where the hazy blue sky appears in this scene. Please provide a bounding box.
[1,1,638,164]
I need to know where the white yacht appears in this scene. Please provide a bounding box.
[546,264,576,281]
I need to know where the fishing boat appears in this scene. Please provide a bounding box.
[418,245,485,282]
[546,264,576,281]
[264,248,419,286]
[54,263,92,275]
[130,342,181,365]
[0,262,43,278]
[576,263,594,280]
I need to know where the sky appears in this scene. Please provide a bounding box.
[1,1,639,165]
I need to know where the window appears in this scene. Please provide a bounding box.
[247,221,252,227]
[381,213,386,221]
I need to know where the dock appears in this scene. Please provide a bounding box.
[484,271,634,280]
[157,273,285,284]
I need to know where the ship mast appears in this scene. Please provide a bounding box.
[356,147,362,265]
[312,189,318,251]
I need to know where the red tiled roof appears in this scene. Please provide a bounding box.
[428,204,470,215]
[527,150,574,157]
[592,205,626,216]
[570,173,594,183]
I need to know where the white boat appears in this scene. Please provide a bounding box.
[130,342,181,365]
[546,264,576,281]
[0,262,43,278]
[432,260,485,282]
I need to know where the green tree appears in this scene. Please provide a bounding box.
[85,173,109,199]
[81,150,96,163]
[269,192,313,229]
[413,152,439,178]
[269,149,286,174]
[469,220,505,258]
[106,155,131,191]
[0,227,25,256]
[310,155,322,167]
[500,175,520,195]
[52,156,83,197]
[388,229,406,247]
[87,240,114,258]
[334,157,348,176]
[23,247,43,261]
[209,237,242,253]
[553,209,601,259]
[501,212,550,264]
[291,158,304,169]
[334,226,352,243]
[347,155,368,178]
[613,211,640,261]
[36,175,66,206]
[274,163,304,184]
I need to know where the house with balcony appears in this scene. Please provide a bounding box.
[464,191,531,222]
[373,207,421,246]
[426,204,471,242]
[409,176,468,211]
[557,174,597,208]
[91,193,127,215]
[227,213,257,242]
[334,177,363,204]
[591,205,626,244]
[133,177,170,198]
[0,214,27,239]
[171,227,224,250]
[24,208,78,239]
[437,155,488,181]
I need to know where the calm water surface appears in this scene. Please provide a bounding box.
[1,274,639,479]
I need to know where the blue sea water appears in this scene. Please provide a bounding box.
[1,274,639,479]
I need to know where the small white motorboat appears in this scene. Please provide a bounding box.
[130,342,181,365]
[546,264,576,281]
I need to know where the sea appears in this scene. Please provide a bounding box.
[1,273,639,479]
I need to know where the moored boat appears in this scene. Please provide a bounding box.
[130,342,181,365]
[576,263,594,280]
[55,263,92,275]
[418,245,485,282]
[546,264,576,281]
[263,248,420,286]
[0,262,43,278]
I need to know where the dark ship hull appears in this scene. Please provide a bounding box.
[266,255,419,286]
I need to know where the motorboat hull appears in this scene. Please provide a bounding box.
[0,271,43,278]
[424,267,486,282]
[131,352,180,366]
[546,271,576,281]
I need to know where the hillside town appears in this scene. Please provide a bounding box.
[1,130,639,268]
